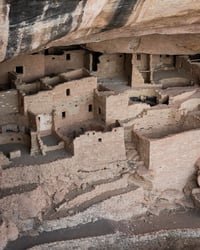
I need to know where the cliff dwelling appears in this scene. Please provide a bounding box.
[1,1,200,249]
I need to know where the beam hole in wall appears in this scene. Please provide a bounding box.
[98,138,102,142]
[88,104,93,112]
[66,89,70,96]
[38,117,40,121]
[52,57,55,60]
[11,138,14,141]
[66,54,71,60]
[62,112,66,119]
[16,66,24,74]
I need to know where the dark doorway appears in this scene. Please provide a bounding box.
[144,54,150,83]
[92,52,102,72]
[124,54,132,86]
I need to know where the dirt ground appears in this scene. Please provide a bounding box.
[4,208,200,250]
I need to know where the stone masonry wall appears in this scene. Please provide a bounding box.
[53,93,94,132]
[176,56,200,84]
[94,90,109,123]
[53,77,97,132]
[0,132,30,146]
[0,54,45,85]
[73,127,126,165]
[132,53,150,84]
[0,90,18,115]
[93,54,125,78]
[106,92,149,124]
[132,130,150,167]
[149,129,200,191]
[45,50,85,76]
[23,76,97,117]
[133,107,182,135]
[131,65,145,86]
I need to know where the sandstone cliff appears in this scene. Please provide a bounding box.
[1,0,200,62]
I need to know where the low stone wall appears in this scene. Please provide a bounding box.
[132,125,200,192]
[133,107,182,135]
[106,92,149,124]
[0,132,30,146]
[132,130,150,167]
[1,124,26,133]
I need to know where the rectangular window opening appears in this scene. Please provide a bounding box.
[88,104,93,112]
[62,112,66,119]
[98,107,102,114]
[16,66,24,74]
[66,89,70,96]
[66,54,71,60]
